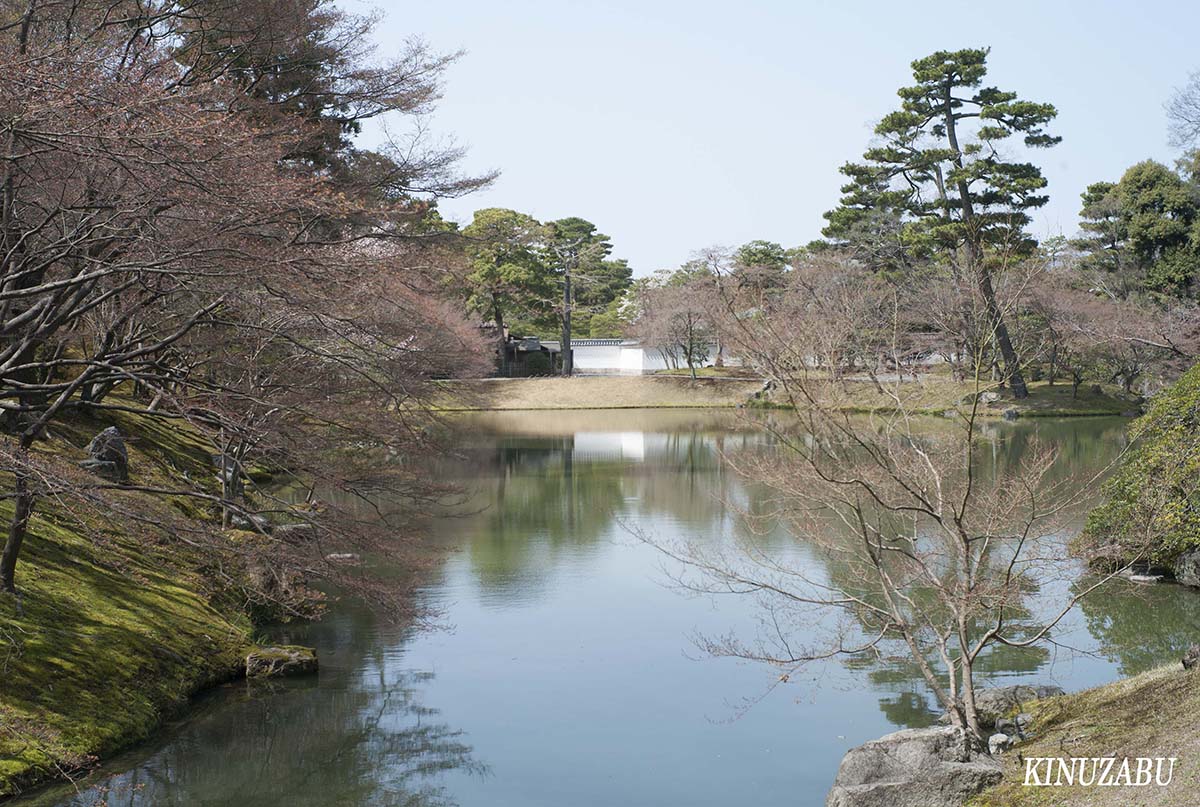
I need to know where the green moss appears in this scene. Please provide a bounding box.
[244,644,318,678]
[1081,364,1200,564]
[0,408,256,796]
[247,644,311,661]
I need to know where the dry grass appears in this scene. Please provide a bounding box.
[969,665,1200,806]
[817,376,1138,417]
[435,374,1139,417]
[435,376,764,411]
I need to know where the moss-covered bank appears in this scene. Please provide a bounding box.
[0,409,283,797]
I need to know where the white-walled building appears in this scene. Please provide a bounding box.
[567,339,724,375]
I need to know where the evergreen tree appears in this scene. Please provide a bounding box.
[1073,182,1126,276]
[461,209,555,370]
[574,258,633,336]
[824,48,1061,398]
[1118,161,1199,296]
[1073,161,1200,298]
[543,218,622,375]
[821,164,918,275]
[731,240,790,293]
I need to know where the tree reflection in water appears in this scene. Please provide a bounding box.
[1076,577,1200,676]
[26,610,484,807]
[20,413,1193,807]
[452,413,1157,733]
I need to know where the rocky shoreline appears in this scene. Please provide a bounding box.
[825,685,1064,807]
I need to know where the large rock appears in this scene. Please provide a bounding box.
[244,645,318,678]
[1172,548,1200,588]
[826,726,1001,807]
[971,684,1063,731]
[78,426,128,481]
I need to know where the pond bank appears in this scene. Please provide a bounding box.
[10,411,1189,807]
[436,374,1140,417]
[0,411,307,798]
[435,375,764,410]
[968,662,1200,806]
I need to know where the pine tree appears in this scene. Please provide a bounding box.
[825,48,1061,398]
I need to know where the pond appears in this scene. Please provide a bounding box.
[21,410,1200,807]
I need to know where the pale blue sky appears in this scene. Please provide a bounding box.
[358,0,1197,274]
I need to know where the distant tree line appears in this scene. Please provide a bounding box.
[453,208,632,374]
[630,48,1199,399]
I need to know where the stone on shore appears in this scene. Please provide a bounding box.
[244,645,318,678]
[987,732,1013,755]
[826,726,1001,807]
[971,684,1064,730]
[1173,547,1200,588]
[993,712,1032,739]
[231,512,273,534]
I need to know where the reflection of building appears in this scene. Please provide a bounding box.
[572,431,648,461]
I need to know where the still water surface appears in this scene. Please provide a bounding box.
[24,410,1200,807]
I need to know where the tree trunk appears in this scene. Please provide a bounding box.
[493,304,507,377]
[867,368,885,395]
[560,271,573,377]
[957,660,986,744]
[978,269,1028,398]
[1,439,35,593]
[219,435,247,529]
[941,82,1028,399]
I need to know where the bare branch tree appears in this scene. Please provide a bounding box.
[641,255,1135,746]
[1168,70,1200,149]
[0,0,491,613]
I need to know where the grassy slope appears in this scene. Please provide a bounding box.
[436,374,1138,417]
[0,409,254,796]
[970,665,1200,806]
